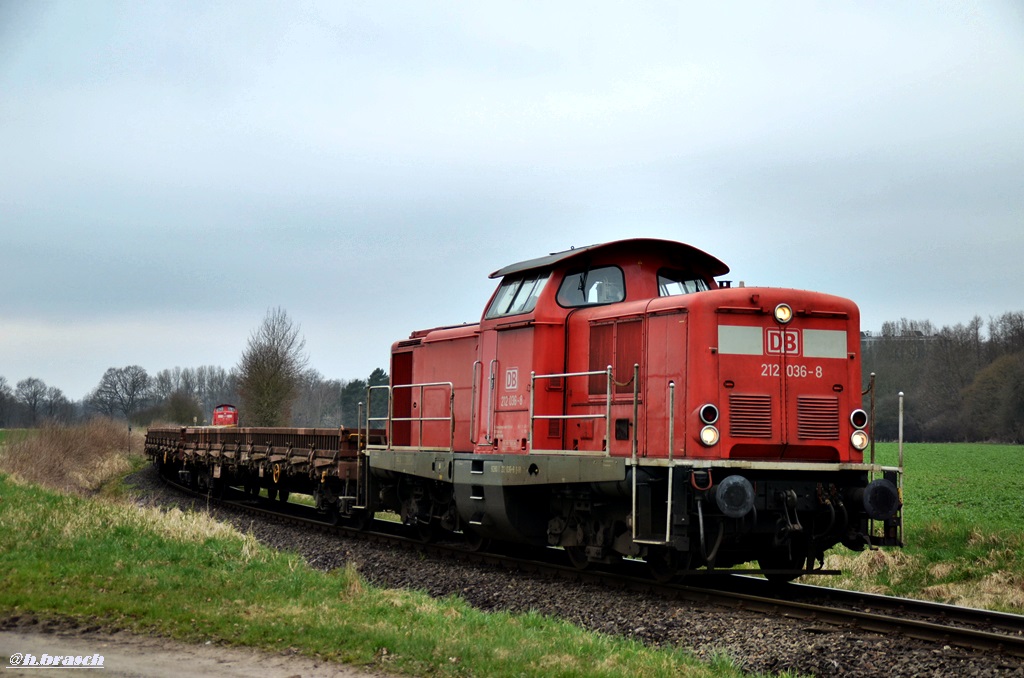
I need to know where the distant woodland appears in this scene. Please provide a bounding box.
[0,365,388,430]
[864,311,1024,443]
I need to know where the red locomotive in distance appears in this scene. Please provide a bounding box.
[374,238,902,578]
[147,238,902,581]
[211,404,238,427]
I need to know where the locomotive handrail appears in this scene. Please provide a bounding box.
[528,366,616,456]
[666,380,676,543]
[366,382,456,452]
[469,360,482,445]
[366,384,390,449]
[487,360,498,443]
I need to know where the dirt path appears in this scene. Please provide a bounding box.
[1,627,386,677]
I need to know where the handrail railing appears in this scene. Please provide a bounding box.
[470,360,482,445]
[366,382,456,452]
[529,365,624,456]
[366,385,390,448]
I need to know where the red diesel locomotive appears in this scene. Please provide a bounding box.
[147,238,902,580]
[211,404,239,427]
[372,237,901,578]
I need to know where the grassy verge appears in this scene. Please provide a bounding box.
[0,474,756,678]
[0,419,141,495]
[0,428,34,446]
[818,443,1024,612]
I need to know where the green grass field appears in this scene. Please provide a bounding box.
[871,442,1024,532]
[2,423,1022,675]
[819,442,1024,611]
[0,429,33,446]
[0,474,753,678]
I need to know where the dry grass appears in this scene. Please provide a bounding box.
[922,571,1024,610]
[0,418,142,495]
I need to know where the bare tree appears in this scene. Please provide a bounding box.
[152,368,178,402]
[43,386,72,422]
[0,376,12,427]
[293,369,342,426]
[236,307,309,426]
[165,390,203,425]
[92,366,151,420]
[16,377,47,426]
[180,367,198,398]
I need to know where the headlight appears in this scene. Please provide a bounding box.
[700,425,720,446]
[699,404,719,425]
[774,303,793,324]
[851,430,869,451]
[850,409,868,429]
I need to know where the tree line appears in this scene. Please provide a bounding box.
[7,307,1024,442]
[0,308,387,429]
[0,364,388,429]
[863,311,1024,443]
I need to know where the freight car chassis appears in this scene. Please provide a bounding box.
[146,426,383,524]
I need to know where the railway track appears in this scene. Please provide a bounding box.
[161,472,1024,662]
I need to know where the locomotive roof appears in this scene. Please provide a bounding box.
[488,238,730,279]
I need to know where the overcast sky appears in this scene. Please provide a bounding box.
[2,1,1023,401]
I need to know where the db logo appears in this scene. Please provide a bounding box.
[766,329,800,355]
[505,368,519,391]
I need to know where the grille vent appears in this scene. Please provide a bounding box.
[797,396,840,439]
[729,394,773,438]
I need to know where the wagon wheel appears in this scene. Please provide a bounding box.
[345,508,371,532]
[324,503,341,526]
[209,475,225,500]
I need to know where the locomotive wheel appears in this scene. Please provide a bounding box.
[646,546,689,583]
[266,486,278,502]
[758,546,808,583]
[278,489,290,503]
[462,528,490,553]
[414,520,437,543]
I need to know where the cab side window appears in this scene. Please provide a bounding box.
[557,266,626,307]
[657,269,709,296]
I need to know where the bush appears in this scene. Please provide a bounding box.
[0,418,140,494]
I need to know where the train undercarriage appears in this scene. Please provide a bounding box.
[146,427,901,582]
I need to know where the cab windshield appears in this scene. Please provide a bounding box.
[485,272,549,319]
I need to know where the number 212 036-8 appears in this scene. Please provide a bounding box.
[761,364,823,378]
